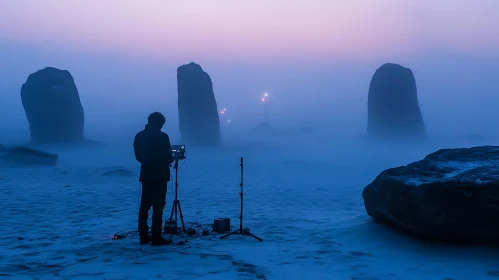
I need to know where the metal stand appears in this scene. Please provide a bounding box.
[264,100,268,122]
[168,159,186,234]
[220,157,263,242]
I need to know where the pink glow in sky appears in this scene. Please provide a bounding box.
[1,0,499,61]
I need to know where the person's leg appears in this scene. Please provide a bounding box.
[151,181,168,245]
[138,182,154,244]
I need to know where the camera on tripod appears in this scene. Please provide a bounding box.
[166,144,187,235]
[171,145,186,160]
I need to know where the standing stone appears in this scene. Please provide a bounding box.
[21,67,85,143]
[177,62,221,146]
[367,63,426,140]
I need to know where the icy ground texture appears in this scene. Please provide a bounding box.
[1,140,499,279]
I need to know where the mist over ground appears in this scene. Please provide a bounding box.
[2,43,499,149]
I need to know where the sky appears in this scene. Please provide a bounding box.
[1,0,499,60]
[1,0,499,142]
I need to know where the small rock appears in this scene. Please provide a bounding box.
[5,147,58,166]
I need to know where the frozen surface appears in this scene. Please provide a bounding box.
[1,138,499,280]
[404,161,487,185]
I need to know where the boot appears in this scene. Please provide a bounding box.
[151,234,172,246]
[139,234,151,245]
[151,219,169,246]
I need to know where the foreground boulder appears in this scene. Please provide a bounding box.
[177,62,221,146]
[0,146,58,166]
[367,63,426,141]
[21,67,85,143]
[363,146,499,244]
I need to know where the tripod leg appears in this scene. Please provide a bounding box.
[177,200,186,232]
[167,200,177,237]
[169,200,176,222]
[220,229,241,240]
[174,201,178,228]
[243,230,263,242]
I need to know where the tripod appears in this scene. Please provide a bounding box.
[220,157,263,242]
[168,158,186,234]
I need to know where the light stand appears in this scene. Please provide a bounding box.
[262,94,269,122]
[264,100,268,122]
[220,157,263,242]
[167,158,186,234]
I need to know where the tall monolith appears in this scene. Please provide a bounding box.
[367,63,426,140]
[177,62,221,146]
[21,67,85,143]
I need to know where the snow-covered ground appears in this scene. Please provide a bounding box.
[1,136,499,280]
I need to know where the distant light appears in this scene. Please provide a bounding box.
[220,110,225,114]
[227,120,231,123]
[264,93,268,97]
[223,108,227,111]
[261,98,266,102]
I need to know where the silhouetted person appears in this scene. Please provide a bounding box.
[133,112,174,245]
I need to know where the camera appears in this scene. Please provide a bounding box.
[171,145,186,160]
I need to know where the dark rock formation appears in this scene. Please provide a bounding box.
[21,67,85,143]
[367,63,426,140]
[177,63,221,146]
[363,146,499,244]
[0,146,58,166]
